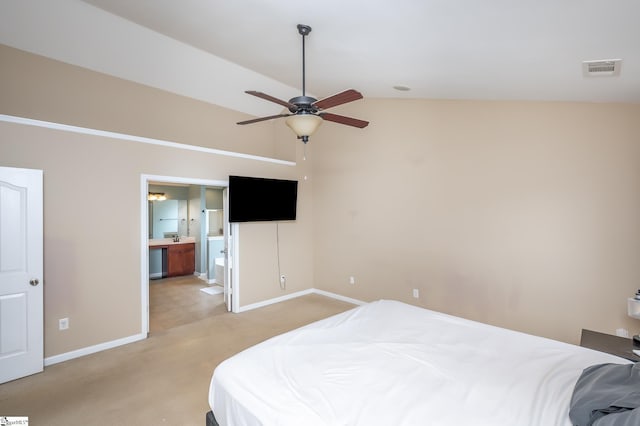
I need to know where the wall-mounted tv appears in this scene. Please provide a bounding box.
[228,175,298,223]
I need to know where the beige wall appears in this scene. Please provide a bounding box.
[0,44,294,162]
[0,45,313,358]
[311,98,640,344]
[3,42,640,359]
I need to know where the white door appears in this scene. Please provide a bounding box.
[0,166,43,383]
[222,188,232,312]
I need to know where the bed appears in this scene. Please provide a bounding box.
[207,299,632,425]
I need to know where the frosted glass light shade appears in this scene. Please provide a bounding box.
[285,114,322,138]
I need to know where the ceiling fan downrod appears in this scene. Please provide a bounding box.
[288,24,317,114]
[297,24,311,97]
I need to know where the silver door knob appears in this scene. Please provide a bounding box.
[29,279,39,286]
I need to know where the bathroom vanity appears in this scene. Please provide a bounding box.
[149,238,195,278]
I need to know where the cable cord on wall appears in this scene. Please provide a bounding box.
[276,222,285,289]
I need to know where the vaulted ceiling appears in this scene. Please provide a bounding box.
[1,0,639,118]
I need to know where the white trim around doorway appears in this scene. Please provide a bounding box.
[140,174,239,335]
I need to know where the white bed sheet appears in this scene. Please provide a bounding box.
[209,300,629,426]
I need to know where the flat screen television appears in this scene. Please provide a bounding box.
[228,175,298,223]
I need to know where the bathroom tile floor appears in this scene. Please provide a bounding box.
[149,275,226,333]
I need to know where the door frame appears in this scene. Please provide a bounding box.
[140,174,240,335]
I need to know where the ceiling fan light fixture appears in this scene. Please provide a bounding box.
[285,113,323,143]
[237,24,368,142]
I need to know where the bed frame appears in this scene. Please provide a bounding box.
[205,410,219,426]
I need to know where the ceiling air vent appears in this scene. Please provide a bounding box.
[582,59,622,77]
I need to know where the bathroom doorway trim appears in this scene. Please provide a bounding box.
[140,173,240,335]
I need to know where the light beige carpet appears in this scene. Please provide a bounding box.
[0,294,355,426]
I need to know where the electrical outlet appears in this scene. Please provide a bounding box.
[280,275,286,286]
[349,276,355,285]
[59,317,69,330]
[412,289,419,299]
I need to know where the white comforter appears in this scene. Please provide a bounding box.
[209,300,628,426]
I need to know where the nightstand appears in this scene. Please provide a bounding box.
[580,329,640,362]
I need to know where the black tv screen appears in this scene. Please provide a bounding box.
[228,175,298,222]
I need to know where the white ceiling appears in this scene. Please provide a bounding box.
[1,0,639,118]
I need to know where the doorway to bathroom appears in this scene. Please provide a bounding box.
[141,174,239,335]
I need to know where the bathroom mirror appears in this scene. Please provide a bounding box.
[148,199,188,239]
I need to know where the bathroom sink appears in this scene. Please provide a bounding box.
[149,237,195,247]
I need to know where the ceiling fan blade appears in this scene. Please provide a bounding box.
[319,112,369,128]
[245,91,296,109]
[313,89,363,110]
[237,114,290,125]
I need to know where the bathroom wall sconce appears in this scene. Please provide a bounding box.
[148,192,167,201]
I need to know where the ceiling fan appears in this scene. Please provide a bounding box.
[237,24,369,143]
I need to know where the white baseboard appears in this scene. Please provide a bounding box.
[237,288,365,313]
[44,332,147,366]
[149,272,163,279]
[312,289,366,306]
[237,289,315,312]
